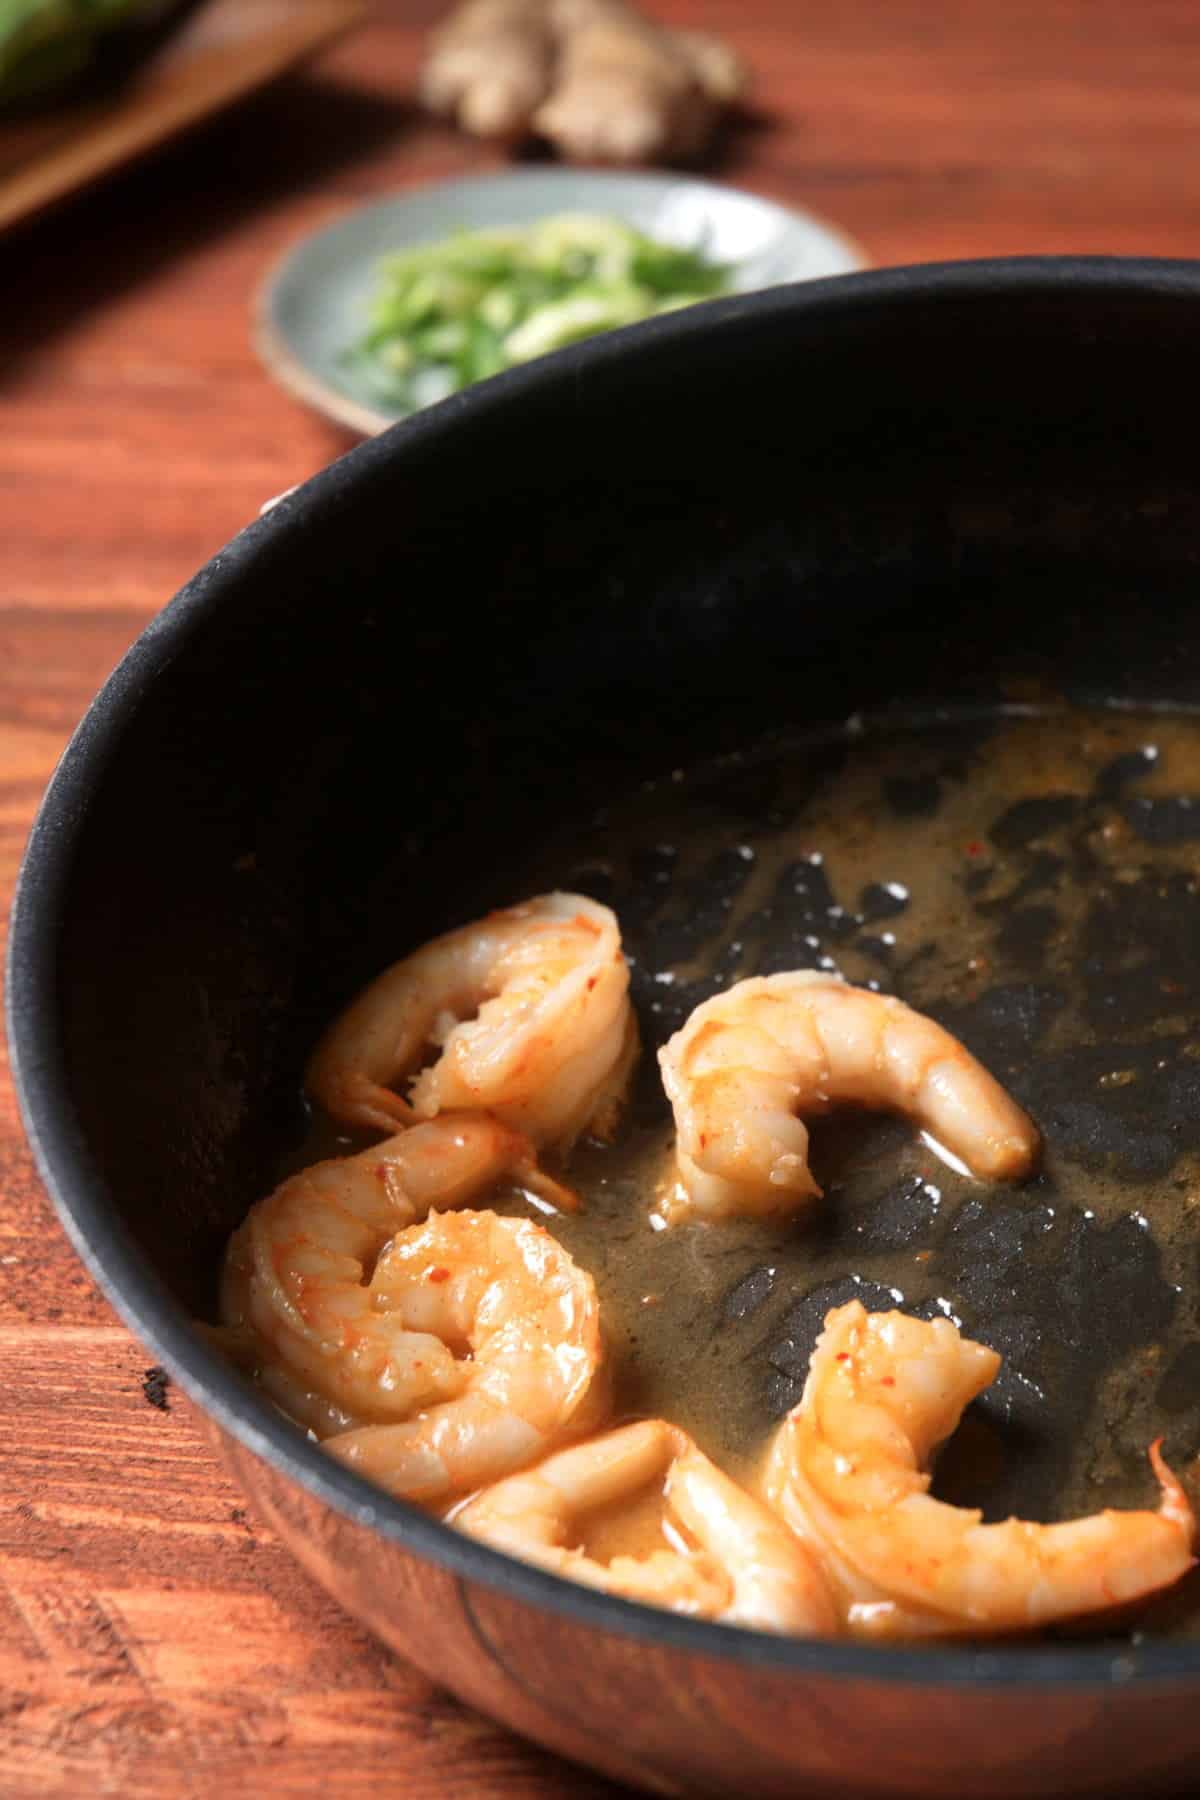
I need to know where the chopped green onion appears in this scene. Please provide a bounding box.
[349,212,731,413]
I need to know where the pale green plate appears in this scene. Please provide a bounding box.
[255,169,867,436]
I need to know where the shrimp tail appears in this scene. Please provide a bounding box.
[339,1075,417,1133]
[513,1153,582,1214]
[1149,1438,1196,1546]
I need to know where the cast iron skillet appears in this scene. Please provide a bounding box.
[10,259,1200,1798]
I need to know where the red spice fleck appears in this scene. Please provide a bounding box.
[427,1266,451,1284]
[835,1352,849,1362]
[965,840,983,857]
[586,975,598,991]
[698,1133,708,1149]
[881,1376,896,1386]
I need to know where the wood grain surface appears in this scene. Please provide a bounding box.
[4,2,1200,1793]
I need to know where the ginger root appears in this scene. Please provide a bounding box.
[420,0,747,164]
[419,0,555,140]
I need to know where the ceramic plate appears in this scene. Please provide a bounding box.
[255,168,867,436]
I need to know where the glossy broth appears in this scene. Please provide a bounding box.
[304,702,1200,1636]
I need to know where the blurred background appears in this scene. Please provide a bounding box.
[6,1,1200,604]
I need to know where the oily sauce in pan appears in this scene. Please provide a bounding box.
[301,702,1200,1639]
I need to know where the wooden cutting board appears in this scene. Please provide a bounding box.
[0,0,366,235]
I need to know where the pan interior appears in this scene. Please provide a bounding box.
[287,684,1200,1642]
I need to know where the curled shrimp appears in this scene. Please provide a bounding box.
[220,1114,587,1440]
[453,1419,838,1635]
[763,1300,1195,1639]
[323,1207,607,1504]
[658,971,1039,1222]
[306,891,638,1149]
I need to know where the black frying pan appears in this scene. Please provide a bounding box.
[10,258,1200,1798]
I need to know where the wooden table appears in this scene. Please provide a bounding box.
[4,2,1200,1793]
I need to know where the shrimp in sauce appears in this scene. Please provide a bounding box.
[763,1301,1195,1638]
[455,1418,838,1635]
[306,891,637,1149]
[221,1116,603,1471]
[323,1208,608,1504]
[659,971,1039,1223]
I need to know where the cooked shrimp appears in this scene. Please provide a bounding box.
[763,1301,1195,1639]
[220,1114,585,1436]
[658,971,1039,1221]
[306,891,637,1149]
[323,1208,607,1504]
[454,1419,838,1634]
